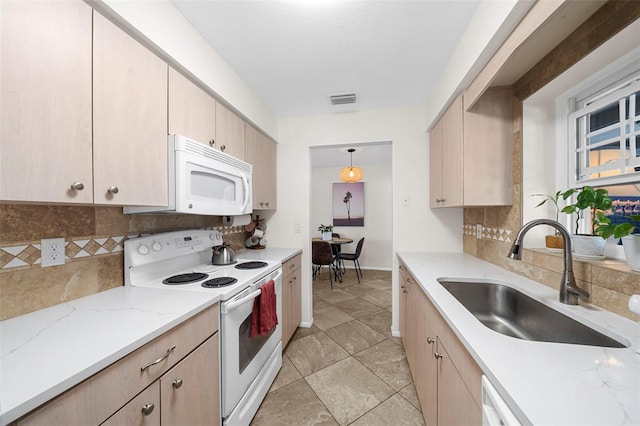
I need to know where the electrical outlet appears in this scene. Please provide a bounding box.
[476,224,483,239]
[41,237,65,267]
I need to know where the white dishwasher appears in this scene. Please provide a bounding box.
[481,376,521,426]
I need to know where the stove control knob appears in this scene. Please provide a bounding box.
[151,241,162,252]
[137,244,150,255]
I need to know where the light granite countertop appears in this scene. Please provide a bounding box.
[396,251,640,426]
[0,287,220,425]
[0,247,302,425]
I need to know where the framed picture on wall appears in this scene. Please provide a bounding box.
[333,182,364,226]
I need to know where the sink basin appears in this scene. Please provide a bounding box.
[438,280,628,348]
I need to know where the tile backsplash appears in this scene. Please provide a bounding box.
[0,203,249,320]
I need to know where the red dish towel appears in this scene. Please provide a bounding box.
[250,280,278,337]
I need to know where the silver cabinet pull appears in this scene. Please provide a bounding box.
[427,337,434,344]
[434,351,443,359]
[220,144,226,151]
[108,186,119,194]
[401,285,407,294]
[172,378,183,389]
[140,345,176,371]
[265,202,269,207]
[70,182,84,191]
[209,139,215,147]
[141,403,155,416]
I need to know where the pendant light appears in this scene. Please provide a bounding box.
[340,148,363,183]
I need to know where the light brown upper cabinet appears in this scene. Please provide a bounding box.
[93,12,168,206]
[215,103,246,160]
[168,67,216,147]
[0,0,93,204]
[245,125,277,210]
[430,88,513,208]
[430,96,463,208]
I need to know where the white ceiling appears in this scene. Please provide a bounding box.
[171,0,480,119]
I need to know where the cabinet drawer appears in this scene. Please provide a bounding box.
[101,382,160,426]
[283,254,301,276]
[17,304,218,426]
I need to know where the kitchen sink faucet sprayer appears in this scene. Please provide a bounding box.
[508,219,589,305]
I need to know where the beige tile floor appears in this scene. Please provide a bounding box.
[251,269,425,426]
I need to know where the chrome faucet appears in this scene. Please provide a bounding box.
[508,219,589,305]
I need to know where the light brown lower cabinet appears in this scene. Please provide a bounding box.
[398,262,482,425]
[15,305,220,426]
[282,254,302,347]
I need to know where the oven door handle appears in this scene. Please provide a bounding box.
[222,288,262,314]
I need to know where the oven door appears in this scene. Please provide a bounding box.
[220,268,283,418]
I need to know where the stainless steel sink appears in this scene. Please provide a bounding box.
[438,280,628,348]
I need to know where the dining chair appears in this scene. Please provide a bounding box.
[331,232,341,258]
[338,237,365,283]
[312,240,341,289]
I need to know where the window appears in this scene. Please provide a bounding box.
[569,76,640,187]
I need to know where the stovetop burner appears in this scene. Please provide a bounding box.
[235,261,268,270]
[162,272,209,285]
[201,277,238,288]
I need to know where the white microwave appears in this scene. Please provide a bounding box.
[124,135,252,216]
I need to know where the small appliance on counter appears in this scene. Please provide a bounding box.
[124,229,282,425]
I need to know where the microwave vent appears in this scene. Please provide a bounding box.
[329,93,357,105]
[182,140,252,174]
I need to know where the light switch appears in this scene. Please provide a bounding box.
[402,195,410,207]
[294,222,301,233]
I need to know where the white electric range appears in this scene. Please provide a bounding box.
[124,229,283,426]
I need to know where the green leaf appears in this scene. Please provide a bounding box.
[613,223,635,239]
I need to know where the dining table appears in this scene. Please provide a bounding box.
[312,237,354,245]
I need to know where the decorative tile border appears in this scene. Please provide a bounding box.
[484,227,513,242]
[0,226,246,270]
[463,225,513,242]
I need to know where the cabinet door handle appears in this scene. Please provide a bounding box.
[141,403,155,416]
[220,144,226,151]
[434,351,443,359]
[399,265,405,270]
[209,139,215,147]
[70,182,84,191]
[140,345,176,371]
[401,285,407,294]
[107,186,119,194]
[427,337,434,344]
[172,378,183,389]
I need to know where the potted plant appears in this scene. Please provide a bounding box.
[532,191,565,250]
[559,186,640,258]
[318,224,334,241]
[604,215,640,272]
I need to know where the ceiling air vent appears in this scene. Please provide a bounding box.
[329,93,357,106]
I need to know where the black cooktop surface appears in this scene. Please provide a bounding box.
[201,277,238,288]
[162,272,208,285]
[235,261,268,270]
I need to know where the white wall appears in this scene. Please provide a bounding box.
[267,105,463,333]
[97,0,277,137]
[311,165,392,270]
